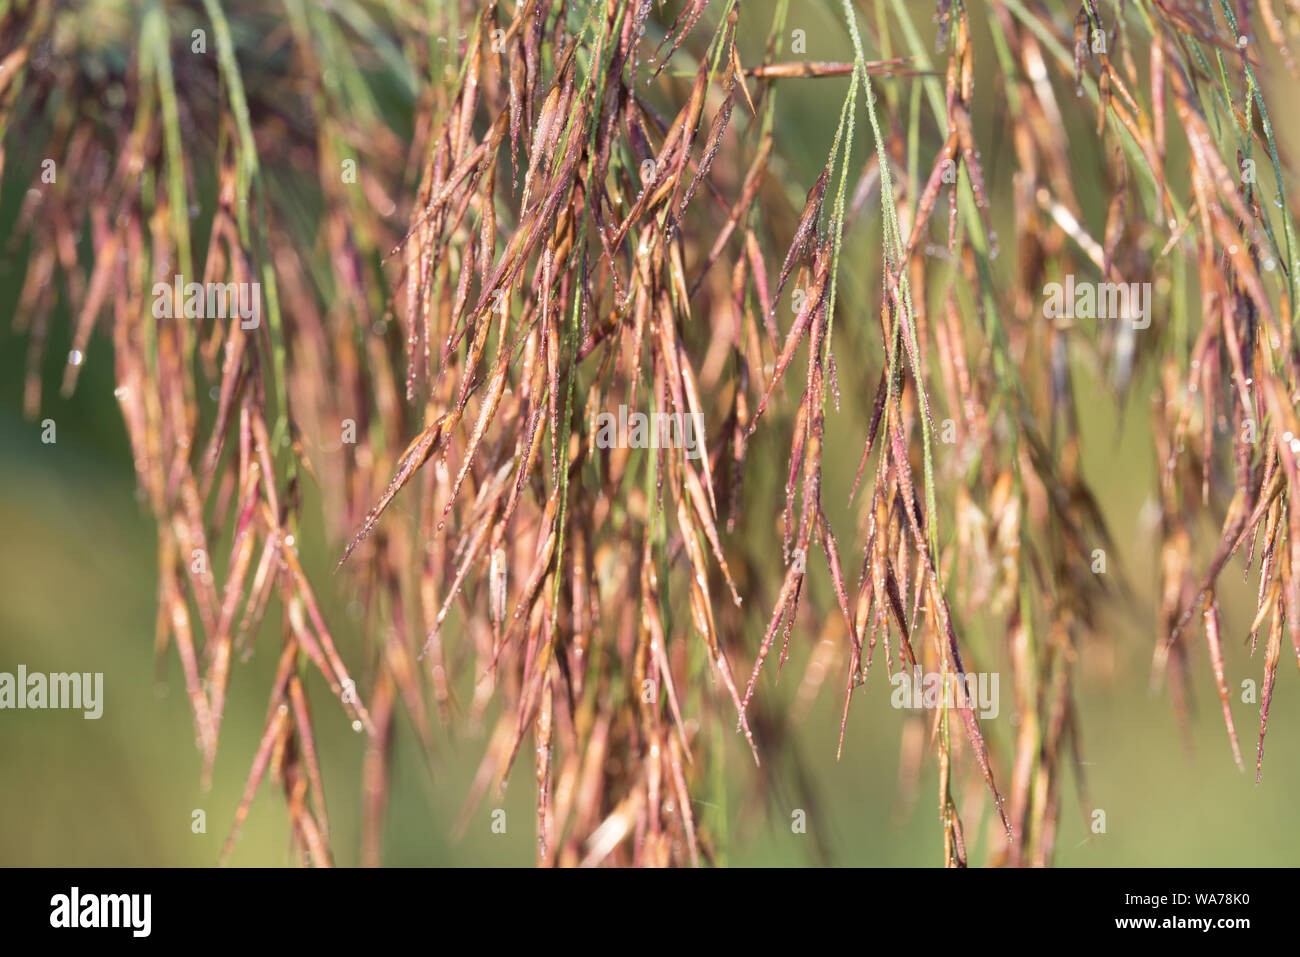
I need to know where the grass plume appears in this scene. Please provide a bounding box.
[4,0,1300,867]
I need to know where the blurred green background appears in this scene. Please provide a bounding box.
[2,0,1298,866]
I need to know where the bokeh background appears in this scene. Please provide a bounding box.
[2,0,1298,866]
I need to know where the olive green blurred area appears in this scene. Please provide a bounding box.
[2,0,1299,866]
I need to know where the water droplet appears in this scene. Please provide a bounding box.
[351,720,363,732]
[114,385,128,399]
[67,349,84,366]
